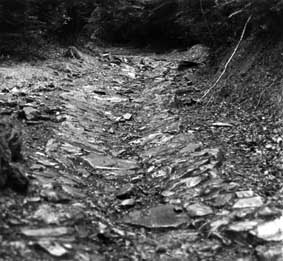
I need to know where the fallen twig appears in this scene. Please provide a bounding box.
[228,9,244,18]
[199,15,252,101]
[228,3,252,18]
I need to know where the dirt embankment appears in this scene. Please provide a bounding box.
[199,30,283,114]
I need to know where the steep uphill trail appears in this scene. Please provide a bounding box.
[0,48,283,261]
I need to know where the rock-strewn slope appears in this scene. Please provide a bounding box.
[0,46,283,260]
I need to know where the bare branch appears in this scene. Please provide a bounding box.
[199,14,252,101]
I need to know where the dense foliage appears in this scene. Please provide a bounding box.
[0,0,95,53]
[1,0,283,53]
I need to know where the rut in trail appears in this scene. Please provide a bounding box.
[1,48,283,261]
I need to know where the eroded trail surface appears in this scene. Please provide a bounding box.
[1,49,283,261]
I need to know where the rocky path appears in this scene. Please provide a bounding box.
[1,48,283,261]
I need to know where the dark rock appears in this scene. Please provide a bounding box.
[7,163,29,193]
[0,116,22,162]
[64,46,83,59]
[155,245,167,254]
[116,184,135,199]
[0,117,27,193]
[177,61,201,71]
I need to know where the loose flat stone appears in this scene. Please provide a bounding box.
[116,184,135,199]
[185,203,213,217]
[122,113,132,120]
[212,122,233,128]
[236,190,254,198]
[179,142,202,154]
[163,121,181,134]
[83,85,106,95]
[250,216,283,241]
[210,193,233,207]
[120,198,136,208]
[121,64,136,79]
[91,93,127,103]
[231,208,256,219]
[62,185,86,199]
[209,217,230,233]
[33,204,83,224]
[33,204,61,224]
[130,132,162,146]
[161,190,175,197]
[21,227,71,237]
[37,239,68,257]
[257,206,282,218]
[169,176,203,191]
[40,189,71,203]
[61,143,82,155]
[227,220,260,232]
[124,205,188,229]
[82,153,138,170]
[192,147,225,163]
[232,197,263,209]
[256,244,283,261]
[184,176,203,188]
[30,164,45,171]
[23,107,39,121]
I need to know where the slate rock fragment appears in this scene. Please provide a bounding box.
[257,206,282,219]
[192,147,225,165]
[256,244,283,261]
[250,216,283,242]
[83,152,138,170]
[227,220,259,233]
[124,205,188,229]
[185,203,213,217]
[120,198,136,208]
[21,227,72,237]
[123,113,133,121]
[116,183,135,199]
[23,107,39,121]
[236,190,254,198]
[232,197,263,209]
[210,193,233,207]
[37,239,68,257]
[64,46,83,59]
[33,204,84,225]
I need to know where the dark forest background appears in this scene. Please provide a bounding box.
[1,0,283,54]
